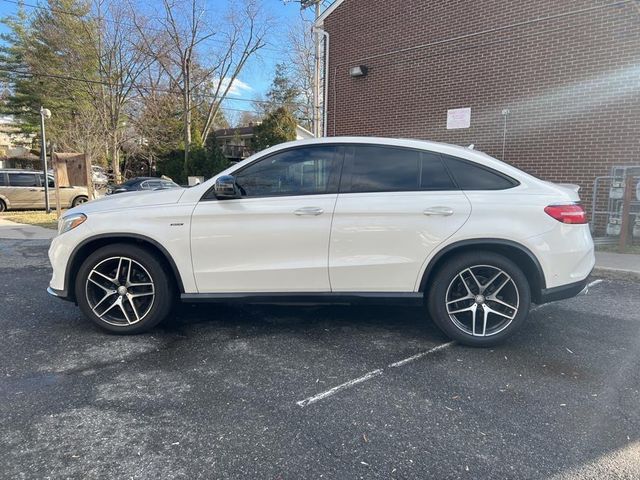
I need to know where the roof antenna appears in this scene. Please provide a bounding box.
[467,144,475,150]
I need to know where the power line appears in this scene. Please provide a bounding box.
[0,66,308,107]
[0,0,284,54]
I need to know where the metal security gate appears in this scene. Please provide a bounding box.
[590,165,640,247]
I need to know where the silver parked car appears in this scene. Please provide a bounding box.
[0,169,89,211]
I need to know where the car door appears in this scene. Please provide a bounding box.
[190,145,342,293]
[7,172,43,208]
[329,145,472,292]
[37,174,66,207]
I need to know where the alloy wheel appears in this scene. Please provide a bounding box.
[85,256,155,326]
[445,265,519,337]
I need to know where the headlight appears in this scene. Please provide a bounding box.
[58,213,87,235]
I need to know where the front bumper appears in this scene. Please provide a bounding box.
[47,286,73,302]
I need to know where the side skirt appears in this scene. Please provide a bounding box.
[180,292,424,306]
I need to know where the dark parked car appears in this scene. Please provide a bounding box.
[106,177,179,195]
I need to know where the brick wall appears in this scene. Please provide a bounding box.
[323,0,640,223]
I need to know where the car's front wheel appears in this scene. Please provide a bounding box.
[75,244,174,333]
[427,251,531,347]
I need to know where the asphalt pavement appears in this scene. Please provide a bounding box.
[1,238,639,479]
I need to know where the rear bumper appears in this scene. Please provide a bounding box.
[538,275,590,304]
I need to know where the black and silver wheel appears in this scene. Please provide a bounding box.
[75,244,174,333]
[72,196,88,207]
[427,251,531,346]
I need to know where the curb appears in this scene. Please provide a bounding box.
[592,267,640,282]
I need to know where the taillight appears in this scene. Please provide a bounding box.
[544,204,588,224]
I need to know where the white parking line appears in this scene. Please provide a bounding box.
[296,369,384,407]
[587,279,604,288]
[388,341,455,368]
[296,342,454,408]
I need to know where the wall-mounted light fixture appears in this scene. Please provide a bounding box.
[349,65,368,77]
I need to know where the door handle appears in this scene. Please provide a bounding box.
[423,206,454,216]
[29,188,43,192]
[294,207,324,216]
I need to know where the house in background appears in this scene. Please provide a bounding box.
[0,115,36,168]
[315,0,640,211]
[213,124,315,162]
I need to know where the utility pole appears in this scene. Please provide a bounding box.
[300,0,323,137]
[39,106,52,214]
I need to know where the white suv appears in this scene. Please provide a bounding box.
[48,137,594,346]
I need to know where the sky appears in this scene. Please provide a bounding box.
[0,0,329,122]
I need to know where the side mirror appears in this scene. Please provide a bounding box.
[214,175,241,199]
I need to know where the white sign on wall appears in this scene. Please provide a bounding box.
[446,107,471,129]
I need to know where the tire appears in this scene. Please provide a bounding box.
[72,196,88,207]
[75,243,175,334]
[427,251,531,347]
[0,199,6,212]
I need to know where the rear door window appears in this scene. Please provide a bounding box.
[344,146,456,193]
[0,173,6,186]
[420,152,457,190]
[8,173,38,187]
[347,146,420,193]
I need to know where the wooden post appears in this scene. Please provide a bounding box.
[52,149,62,218]
[618,174,635,253]
[85,153,94,200]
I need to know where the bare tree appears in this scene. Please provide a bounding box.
[286,17,314,131]
[200,0,269,145]
[71,0,156,182]
[135,0,269,170]
[56,108,105,168]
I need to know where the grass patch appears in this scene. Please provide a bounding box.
[0,210,61,229]
[595,244,640,255]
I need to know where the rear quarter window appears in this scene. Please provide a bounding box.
[442,155,519,190]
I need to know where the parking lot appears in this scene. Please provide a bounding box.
[1,238,639,479]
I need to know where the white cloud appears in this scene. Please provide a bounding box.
[214,77,253,96]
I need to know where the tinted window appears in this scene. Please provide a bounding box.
[38,174,55,188]
[123,178,143,187]
[234,146,339,197]
[161,180,177,188]
[349,146,420,192]
[143,180,162,190]
[346,146,456,193]
[443,155,518,190]
[0,173,6,186]
[8,173,38,187]
[420,152,456,190]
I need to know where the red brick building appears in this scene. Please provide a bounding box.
[316,0,640,214]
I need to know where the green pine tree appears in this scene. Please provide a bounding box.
[262,63,299,115]
[0,0,97,138]
[253,107,297,151]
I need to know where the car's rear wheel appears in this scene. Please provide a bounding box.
[75,244,174,334]
[72,195,88,207]
[427,251,531,347]
[0,199,6,212]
